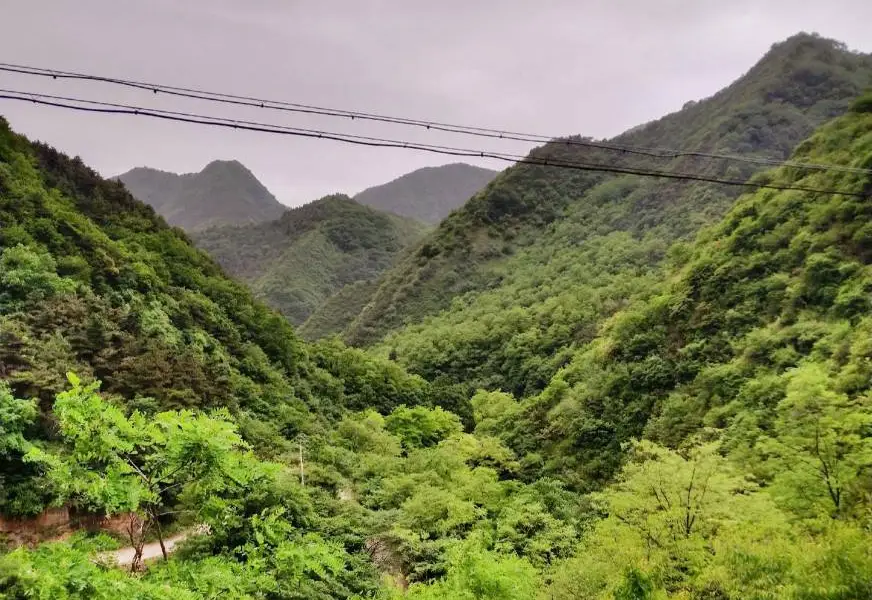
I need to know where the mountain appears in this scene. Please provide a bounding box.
[0,113,474,596]
[345,34,872,400]
[353,162,498,223]
[192,195,428,329]
[0,116,437,514]
[502,91,872,494]
[116,159,286,231]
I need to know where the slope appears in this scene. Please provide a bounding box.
[193,195,429,329]
[117,159,286,231]
[494,93,872,496]
[347,33,872,396]
[353,162,498,223]
[0,117,437,518]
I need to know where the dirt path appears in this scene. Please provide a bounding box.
[109,531,192,566]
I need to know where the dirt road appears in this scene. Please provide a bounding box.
[104,530,196,566]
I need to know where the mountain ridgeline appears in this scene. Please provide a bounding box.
[353,162,498,223]
[192,195,429,331]
[345,34,872,399]
[116,160,286,231]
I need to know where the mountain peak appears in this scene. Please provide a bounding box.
[200,158,248,174]
[354,163,498,223]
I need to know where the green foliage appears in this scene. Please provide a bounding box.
[4,34,872,600]
[544,441,872,599]
[0,382,45,516]
[384,405,463,450]
[0,243,76,308]
[193,194,428,328]
[849,91,872,113]
[403,540,539,600]
[346,34,872,391]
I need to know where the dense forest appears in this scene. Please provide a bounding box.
[2,32,872,600]
[193,195,429,332]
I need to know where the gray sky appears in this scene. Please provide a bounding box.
[1,0,871,206]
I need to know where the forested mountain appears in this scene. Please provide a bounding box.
[0,114,453,514]
[116,160,286,231]
[346,34,872,364]
[193,195,428,330]
[353,163,498,223]
[3,32,872,600]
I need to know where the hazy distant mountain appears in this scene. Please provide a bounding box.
[116,160,286,231]
[353,163,498,223]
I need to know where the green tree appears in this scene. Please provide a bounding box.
[27,373,248,569]
[0,243,76,308]
[403,540,539,600]
[385,405,463,450]
[0,382,45,515]
[764,363,872,519]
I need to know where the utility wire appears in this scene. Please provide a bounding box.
[2,61,871,176]
[1,90,867,199]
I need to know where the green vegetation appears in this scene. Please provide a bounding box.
[347,33,872,356]
[300,279,381,340]
[194,195,428,332]
[3,33,872,600]
[117,160,286,232]
[353,163,498,224]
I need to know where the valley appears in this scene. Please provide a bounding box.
[1,27,872,600]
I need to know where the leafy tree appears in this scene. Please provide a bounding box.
[0,382,46,515]
[762,363,872,519]
[27,373,248,569]
[0,243,75,308]
[384,405,462,450]
[402,540,539,600]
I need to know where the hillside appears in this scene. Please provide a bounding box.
[116,160,286,231]
[193,195,428,329]
[353,162,498,223]
[0,116,439,515]
[298,279,380,340]
[347,34,872,398]
[497,94,872,486]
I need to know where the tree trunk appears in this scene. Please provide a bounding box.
[126,514,146,572]
[151,508,168,560]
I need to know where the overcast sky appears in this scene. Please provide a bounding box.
[1,1,871,206]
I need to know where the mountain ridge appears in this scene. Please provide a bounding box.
[344,33,872,354]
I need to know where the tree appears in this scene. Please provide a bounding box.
[0,382,45,515]
[402,539,539,600]
[385,405,462,450]
[0,243,75,309]
[27,373,248,570]
[545,441,788,598]
[764,363,872,519]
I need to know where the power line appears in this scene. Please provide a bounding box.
[2,89,867,199]
[2,61,871,177]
